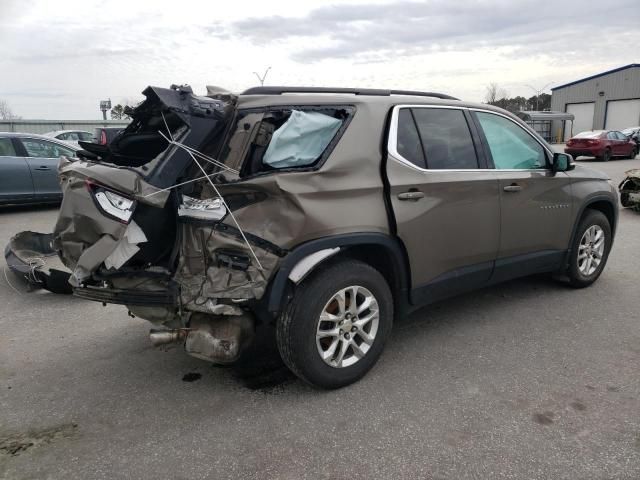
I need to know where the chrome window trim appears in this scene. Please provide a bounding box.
[387,104,554,173]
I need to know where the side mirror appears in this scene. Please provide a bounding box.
[551,152,573,173]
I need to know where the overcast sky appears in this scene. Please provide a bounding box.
[1,0,638,119]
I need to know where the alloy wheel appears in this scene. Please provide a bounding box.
[578,225,605,276]
[316,285,380,368]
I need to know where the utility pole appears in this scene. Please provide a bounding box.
[253,67,271,86]
[523,82,553,111]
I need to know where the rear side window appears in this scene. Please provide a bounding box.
[0,138,17,157]
[412,108,479,169]
[393,107,479,170]
[220,106,353,177]
[475,112,546,170]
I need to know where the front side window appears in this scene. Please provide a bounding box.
[20,139,76,158]
[0,138,17,157]
[475,112,546,170]
[607,132,618,140]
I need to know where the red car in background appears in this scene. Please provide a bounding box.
[565,130,637,161]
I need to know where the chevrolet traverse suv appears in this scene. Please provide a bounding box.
[7,85,618,388]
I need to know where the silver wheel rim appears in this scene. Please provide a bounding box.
[316,285,380,368]
[578,225,605,276]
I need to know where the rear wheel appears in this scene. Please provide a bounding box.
[567,210,612,288]
[277,259,393,389]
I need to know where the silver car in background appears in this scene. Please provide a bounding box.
[44,130,94,148]
[0,132,79,205]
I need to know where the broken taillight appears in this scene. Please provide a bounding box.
[85,180,136,223]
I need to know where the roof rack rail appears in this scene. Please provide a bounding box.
[241,86,459,100]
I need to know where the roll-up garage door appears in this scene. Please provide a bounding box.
[605,99,640,130]
[564,103,595,141]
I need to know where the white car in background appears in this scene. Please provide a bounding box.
[44,130,94,147]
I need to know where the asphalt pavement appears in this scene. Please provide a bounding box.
[1,156,639,479]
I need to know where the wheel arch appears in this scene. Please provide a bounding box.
[566,195,618,267]
[266,233,411,317]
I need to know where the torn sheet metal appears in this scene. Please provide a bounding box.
[175,220,280,307]
[53,174,128,285]
[619,169,640,211]
[58,156,170,208]
[104,221,147,270]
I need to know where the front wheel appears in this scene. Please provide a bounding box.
[628,148,637,159]
[567,210,612,288]
[602,148,611,162]
[277,259,393,389]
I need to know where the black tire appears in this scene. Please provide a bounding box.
[628,148,637,159]
[602,148,611,162]
[276,259,393,389]
[567,210,612,288]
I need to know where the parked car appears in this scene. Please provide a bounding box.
[0,132,79,205]
[622,126,640,150]
[93,127,123,145]
[44,130,94,147]
[7,85,619,388]
[565,130,637,161]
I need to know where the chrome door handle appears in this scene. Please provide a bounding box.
[503,184,522,192]
[34,166,51,171]
[398,191,425,200]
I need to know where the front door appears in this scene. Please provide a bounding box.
[0,137,34,202]
[471,110,573,281]
[386,106,501,305]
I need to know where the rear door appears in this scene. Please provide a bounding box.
[471,110,573,281]
[606,131,622,156]
[614,131,632,155]
[18,138,76,197]
[0,137,34,202]
[386,105,501,304]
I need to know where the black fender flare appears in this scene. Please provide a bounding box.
[266,232,410,315]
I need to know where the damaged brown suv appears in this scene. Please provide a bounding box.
[7,85,618,389]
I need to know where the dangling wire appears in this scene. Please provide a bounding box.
[143,173,218,198]
[157,128,264,271]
